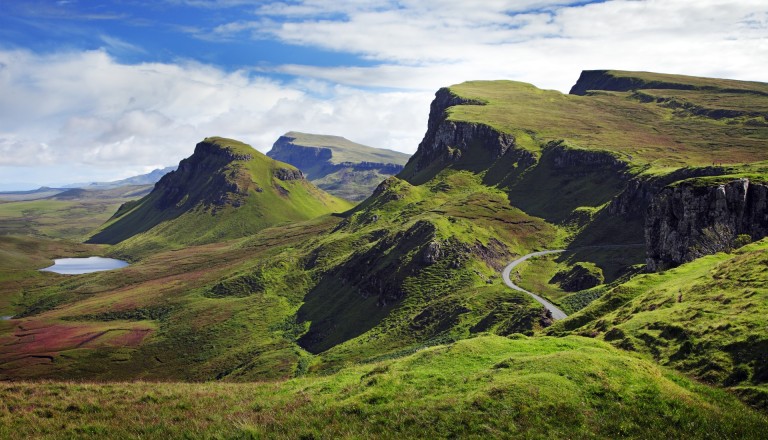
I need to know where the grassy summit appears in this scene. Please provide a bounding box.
[281,131,409,166]
[446,76,768,168]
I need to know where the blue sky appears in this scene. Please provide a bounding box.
[1,0,766,190]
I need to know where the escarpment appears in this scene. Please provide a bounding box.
[268,132,409,201]
[401,88,535,183]
[645,178,768,270]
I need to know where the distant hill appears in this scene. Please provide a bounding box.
[0,167,175,202]
[0,187,68,202]
[65,166,176,190]
[267,131,410,201]
[87,137,352,249]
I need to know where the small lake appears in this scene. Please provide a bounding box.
[40,257,129,275]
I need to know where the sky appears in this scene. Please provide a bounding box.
[0,0,766,190]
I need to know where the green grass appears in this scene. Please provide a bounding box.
[0,236,102,317]
[549,239,768,403]
[0,185,150,241]
[0,335,765,439]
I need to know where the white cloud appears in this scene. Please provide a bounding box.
[236,0,768,91]
[0,49,428,180]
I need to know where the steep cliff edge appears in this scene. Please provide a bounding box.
[570,70,768,96]
[267,132,410,201]
[399,87,536,185]
[645,178,768,270]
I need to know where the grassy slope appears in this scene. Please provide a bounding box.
[548,239,768,408]
[284,131,410,165]
[89,137,352,253]
[0,216,344,381]
[1,335,766,439]
[2,72,767,433]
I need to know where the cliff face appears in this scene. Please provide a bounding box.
[268,137,333,174]
[607,167,726,217]
[402,88,535,182]
[154,140,255,210]
[645,179,768,270]
[569,70,698,96]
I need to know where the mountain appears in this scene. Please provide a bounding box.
[87,136,352,250]
[267,131,410,201]
[1,71,768,430]
[0,168,175,202]
[65,166,177,190]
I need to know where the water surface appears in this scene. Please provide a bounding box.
[40,257,129,275]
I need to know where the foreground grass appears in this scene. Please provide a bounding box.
[550,239,768,407]
[0,335,765,439]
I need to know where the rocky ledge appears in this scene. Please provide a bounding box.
[645,178,768,270]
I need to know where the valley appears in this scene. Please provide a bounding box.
[1,69,767,437]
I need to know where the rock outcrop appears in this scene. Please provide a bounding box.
[645,178,768,270]
[551,262,605,292]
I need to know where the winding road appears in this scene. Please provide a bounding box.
[502,250,568,320]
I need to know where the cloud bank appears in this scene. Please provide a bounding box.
[0,49,430,182]
[1,0,766,188]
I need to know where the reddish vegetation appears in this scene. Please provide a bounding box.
[0,321,152,363]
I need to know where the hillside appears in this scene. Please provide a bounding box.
[548,238,768,408]
[268,131,410,201]
[87,137,352,251]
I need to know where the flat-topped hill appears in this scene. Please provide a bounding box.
[268,132,411,201]
[275,131,409,166]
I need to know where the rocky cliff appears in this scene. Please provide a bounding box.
[645,178,768,270]
[400,88,536,183]
[267,132,409,201]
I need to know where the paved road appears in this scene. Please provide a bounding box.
[501,250,568,320]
